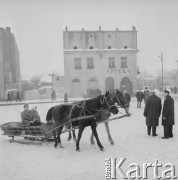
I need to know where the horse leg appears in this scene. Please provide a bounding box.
[76,125,85,151]
[104,122,114,145]
[90,124,98,144]
[90,132,95,145]
[91,123,104,151]
[72,130,77,142]
[68,131,72,141]
[57,126,64,148]
[53,130,58,148]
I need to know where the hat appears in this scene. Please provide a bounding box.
[164,90,170,94]
[31,106,37,110]
[23,103,29,108]
[150,91,156,95]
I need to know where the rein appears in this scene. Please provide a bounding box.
[115,93,127,110]
[100,94,116,109]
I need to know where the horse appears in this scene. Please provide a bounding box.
[46,91,118,151]
[89,89,129,145]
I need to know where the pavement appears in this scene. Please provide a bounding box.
[0,98,84,106]
[0,93,177,106]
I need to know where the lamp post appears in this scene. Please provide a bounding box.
[159,52,164,91]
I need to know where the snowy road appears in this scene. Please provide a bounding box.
[0,99,177,180]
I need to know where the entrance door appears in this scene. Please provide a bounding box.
[105,77,115,92]
[120,77,133,95]
[71,79,81,97]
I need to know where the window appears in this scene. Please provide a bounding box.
[120,56,128,68]
[90,46,93,49]
[124,46,127,49]
[74,46,77,50]
[87,58,94,69]
[74,58,82,69]
[108,35,111,38]
[108,46,111,49]
[108,57,115,68]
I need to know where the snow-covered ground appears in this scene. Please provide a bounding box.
[0,98,177,180]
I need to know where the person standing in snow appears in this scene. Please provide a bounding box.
[144,87,150,105]
[161,90,175,139]
[144,91,162,136]
[136,89,144,108]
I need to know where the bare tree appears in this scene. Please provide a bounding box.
[30,75,42,89]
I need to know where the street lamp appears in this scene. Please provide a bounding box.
[159,52,164,91]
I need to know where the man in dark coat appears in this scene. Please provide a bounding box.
[21,104,33,126]
[123,89,131,113]
[161,90,175,139]
[144,91,162,136]
[136,89,144,108]
[64,92,68,104]
[144,87,150,105]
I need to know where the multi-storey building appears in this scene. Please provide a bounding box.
[0,27,20,100]
[63,26,139,97]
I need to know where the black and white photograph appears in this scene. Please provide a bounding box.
[0,0,178,179]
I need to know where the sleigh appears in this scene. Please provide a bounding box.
[0,122,55,144]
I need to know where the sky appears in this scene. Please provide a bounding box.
[0,0,178,79]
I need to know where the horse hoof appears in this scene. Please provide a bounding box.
[59,144,64,149]
[54,144,57,148]
[91,141,95,145]
[100,147,105,151]
[68,137,72,141]
[76,148,80,152]
[110,141,114,145]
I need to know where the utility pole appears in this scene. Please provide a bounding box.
[49,73,55,90]
[159,52,164,91]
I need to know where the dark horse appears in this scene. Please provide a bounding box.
[46,91,118,151]
[68,89,129,145]
[89,89,128,145]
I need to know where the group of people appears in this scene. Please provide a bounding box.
[21,104,42,126]
[136,87,150,108]
[143,89,174,139]
[7,90,25,102]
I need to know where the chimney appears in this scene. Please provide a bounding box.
[6,27,11,32]
[99,26,101,31]
[132,25,136,31]
[65,26,68,31]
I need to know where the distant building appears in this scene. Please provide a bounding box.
[0,27,20,100]
[63,26,139,97]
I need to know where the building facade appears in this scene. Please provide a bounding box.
[0,27,20,100]
[63,26,139,97]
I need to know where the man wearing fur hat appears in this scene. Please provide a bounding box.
[161,90,175,139]
[21,104,33,126]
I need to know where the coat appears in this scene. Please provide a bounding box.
[136,91,144,101]
[144,90,150,104]
[162,95,175,126]
[144,95,162,127]
[124,93,131,103]
[21,110,33,125]
[30,110,41,121]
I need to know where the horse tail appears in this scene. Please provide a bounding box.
[46,106,55,123]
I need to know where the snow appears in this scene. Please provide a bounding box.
[0,98,178,180]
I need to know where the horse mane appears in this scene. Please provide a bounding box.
[46,106,55,123]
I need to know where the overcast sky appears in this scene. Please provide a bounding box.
[0,0,178,79]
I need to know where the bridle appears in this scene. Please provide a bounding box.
[114,92,127,111]
[100,94,117,111]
